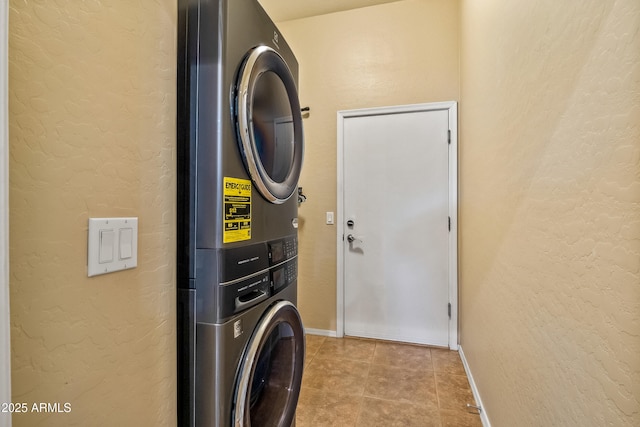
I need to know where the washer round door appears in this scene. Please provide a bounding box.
[235,46,304,204]
[233,301,305,427]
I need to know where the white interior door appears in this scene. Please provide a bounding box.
[1,2,12,425]
[338,102,457,347]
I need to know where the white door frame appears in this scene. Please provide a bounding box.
[1,1,12,425]
[336,101,458,349]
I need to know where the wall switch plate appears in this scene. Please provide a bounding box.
[88,217,138,277]
[326,211,334,225]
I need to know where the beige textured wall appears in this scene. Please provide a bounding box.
[277,0,459,332]
[9,1,176,426]
[459,0,640,426]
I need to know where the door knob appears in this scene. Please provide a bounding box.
[346,234,362,243]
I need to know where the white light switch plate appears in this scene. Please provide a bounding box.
[88,217,138,277]
[326,212,334,225]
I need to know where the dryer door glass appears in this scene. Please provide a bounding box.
[236,46,304,204]
[234,301,305,427]
[252,71,294,184]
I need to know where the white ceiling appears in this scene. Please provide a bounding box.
[258,0,404,22]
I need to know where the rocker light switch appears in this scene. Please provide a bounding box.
[119,228,133,259]
[326,212,334,225]
[88,217,138,277]
[99,229,115,263]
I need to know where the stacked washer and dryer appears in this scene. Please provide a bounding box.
[176,0,305,426]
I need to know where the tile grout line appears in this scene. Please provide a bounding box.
[353,341,377,427]
[431,348,446,425]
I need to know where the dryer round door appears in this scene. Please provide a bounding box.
[235,46,304,204]
[233,301,305,427]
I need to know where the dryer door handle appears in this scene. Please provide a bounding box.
[235,290,268,311]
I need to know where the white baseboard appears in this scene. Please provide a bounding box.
[458,346,492,427]
[304,328,337,337]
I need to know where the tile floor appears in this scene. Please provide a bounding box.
[296,335,482,427]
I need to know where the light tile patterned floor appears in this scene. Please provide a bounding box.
[296,335,482,427]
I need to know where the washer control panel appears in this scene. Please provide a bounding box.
[271,258,297,293]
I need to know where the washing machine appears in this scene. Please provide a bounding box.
[193,238,303,427]
[176,0,305,425]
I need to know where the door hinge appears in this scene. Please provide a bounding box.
[448,303,452,318]
[448,216,451,231]
[448,129,451,144]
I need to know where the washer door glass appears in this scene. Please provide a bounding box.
[233,301,305,427]
[235,46,304,204]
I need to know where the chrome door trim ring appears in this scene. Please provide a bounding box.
[233,300,305,427]
[236,46,304,204]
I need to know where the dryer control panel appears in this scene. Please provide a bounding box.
[268,235,298,295]
[211,234,298,321]
[268,235,297,265]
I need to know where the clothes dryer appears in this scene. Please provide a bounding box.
[176,0,305,425]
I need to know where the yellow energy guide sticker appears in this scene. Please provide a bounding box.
[223,177,252,243]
